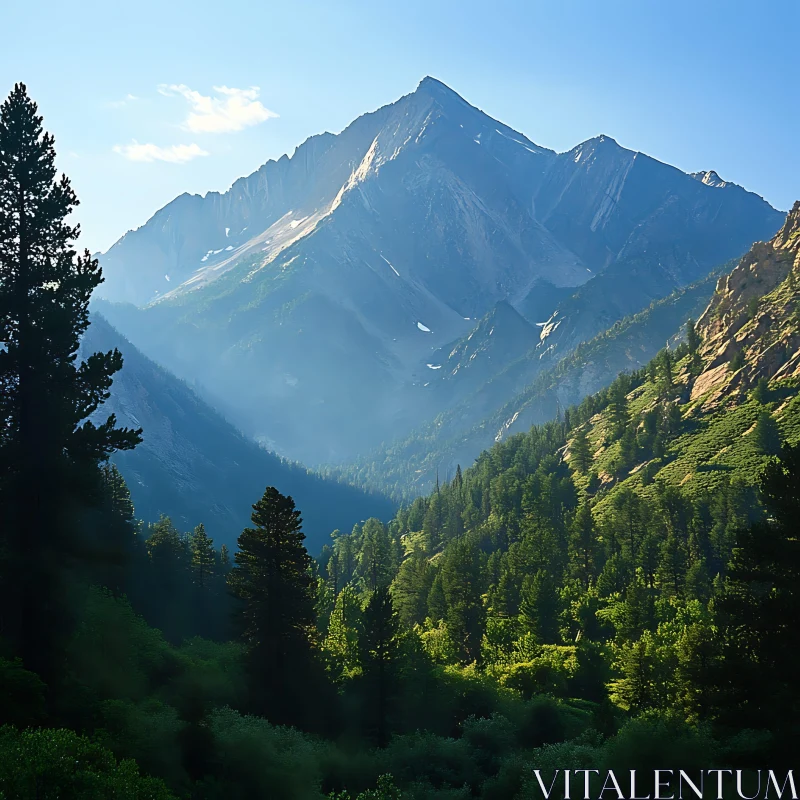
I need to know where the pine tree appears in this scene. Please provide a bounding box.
[189,523,215,590]
[326,548,342,596]
[324,585,361,676]
[0,84,141,684]
[570,426,592,474]
[610,487,645,560]
[440,538,485,663]
[606,383,629,438]
[569,502,597,588]
[94,463,138,595]
[618,636,659,713]
[658,348,674,391]
[685,319,703,375]
[715,444,800,739]
[100,463,135,523]
[146,515,186,566]
[422,493,444,553]
[752,410,782,455]
[686,318,700,354]
[751,377,771,404]
[657,531,686,596]
[228,486,318,725]
[357,518,393,591]
[520,570,561,644]
[392,546,434,628]
[358,586,401,747]
[427,571,447,622]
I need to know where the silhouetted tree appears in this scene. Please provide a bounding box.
[358,587,401,746]
[0,84,140,688]
[228,486,318,726]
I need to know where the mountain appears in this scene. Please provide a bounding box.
[95,77,783,467]
[585,200,800,505]
[689,200,800,407]
[84,315,395,550]
[334,263,727,497]
[359,196,800,498]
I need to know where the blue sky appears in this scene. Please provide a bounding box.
[3,0,798,252]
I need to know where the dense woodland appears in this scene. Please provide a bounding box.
[1,83,800,799]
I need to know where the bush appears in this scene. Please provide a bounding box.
[0,659,46,727]
[0,726,174,799]
[200,707,325,799]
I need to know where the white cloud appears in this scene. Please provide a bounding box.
[113,141,209,163]
[157,83,278,133]
[107,93,139,109]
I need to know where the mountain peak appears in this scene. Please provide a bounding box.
[593,134,620,146]
[415,76,467,105]
[690,170,728,188]
[775,199,800,247]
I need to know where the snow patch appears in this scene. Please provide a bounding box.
[225,227,230,237]
[201,250,213,262]
[380,254,400,277]
[426,364,442,370]
[417,321,431,333]
[539,318,562,341]
[164,274,170,282]
[289,216,309,229]
[494,127,544,155]
[225,245,233,251]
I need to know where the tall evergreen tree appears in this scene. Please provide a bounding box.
[606,383,629,438]
[752,409,782,456]
[658,348,674,391]
[324,585,362,676]
[715,444,800,743]
[189,523,215,590]
[440,537,485,664]
[358,586,401,747]
[228,486,318,726]
[92,463,139,595]
[569,502,598,588]
[570,426,592,474]
[685,318,700,354]
[392,546,434,628]
[357,518,394,592]
[520,570,561,644]
[0,84,141,685]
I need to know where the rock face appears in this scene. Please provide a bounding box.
[84,315,394,550]
[691,201,800,408]
[96,77,784,466]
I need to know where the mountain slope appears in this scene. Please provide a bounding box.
[96,77,783,467]
[85,315,394,550]
[580,201,800,507]
[336,264,727,497]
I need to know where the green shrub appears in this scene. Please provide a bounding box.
[0,726,174,799]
